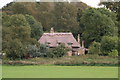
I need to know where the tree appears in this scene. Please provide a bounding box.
[2,14,37,59]
[5,39,26,60]
[80,8,117,47]
[99,2,120,38]
[51,2,79,37]
[25,15,43,40]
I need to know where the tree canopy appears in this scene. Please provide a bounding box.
[2,14,43,59]
[80,8,118,47]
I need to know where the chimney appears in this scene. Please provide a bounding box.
[77,34,80,43]
[82,40,84,48]
[50,27,54,33]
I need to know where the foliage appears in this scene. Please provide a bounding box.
[10,14,29,27]
[12,2,29,14]
[2,14,37,59]
[47,44,69,58]
[27,44,69,58]
[89,41,101,55]
[108,49,118,57]
[97,8,117,21]
[100,36,118,56]
[25,15,43,40]
[80,8,117,47]
[4,39,26,60]
[99,2,120,21]
[2,2,89,36]
[2,2,119,58]
[27,44,47,58]
[52,3,79,34]
[3,55,118,66]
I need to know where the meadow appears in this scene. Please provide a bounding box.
[2,65,118,78]
[2,55,118,78]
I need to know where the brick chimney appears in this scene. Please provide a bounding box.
[50,27,54,33]
[77,34,80,45]
[82,40,84,48]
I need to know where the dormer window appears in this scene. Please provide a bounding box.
[45,42,51,45]
[68,42,73,45]
[57,41,62,45]
[47,42,50,44]
[58,42,62,45]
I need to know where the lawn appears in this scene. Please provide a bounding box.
[2,65,118,78]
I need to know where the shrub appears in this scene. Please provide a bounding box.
[89,41,101,55]
[28,44,69,58]
[46,44,69,58]
[27,44,47,58]
[108,50,118,57]
[100,36,118,56]
[4,39,26,60]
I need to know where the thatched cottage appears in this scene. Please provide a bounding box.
[38,28,88,56]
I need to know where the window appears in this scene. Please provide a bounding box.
[58,42,62,45]
[68,42,73,45]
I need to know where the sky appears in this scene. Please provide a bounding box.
[0,0,102,9]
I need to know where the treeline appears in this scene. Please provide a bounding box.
[2,2,120,59]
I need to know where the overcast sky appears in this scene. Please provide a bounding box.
[0,0,102,9]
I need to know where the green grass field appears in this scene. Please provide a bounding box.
[2,65,118,78]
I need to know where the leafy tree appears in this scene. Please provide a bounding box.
[100,36,118,56]
[35,2,56,31]
[2,14,37,59]
[4,39,26,60]
[99,2,120,38]
[25,15,43,40]
[80,8,117,47]
[52,2,79,37]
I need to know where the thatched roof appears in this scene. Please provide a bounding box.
[38,32,80,48]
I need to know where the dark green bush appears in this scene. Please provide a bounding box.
[100,36,118,56]
[4,39,26,60]
[46,44,69,58]
[89,41,101,55]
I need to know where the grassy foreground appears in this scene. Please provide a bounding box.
[2,65,118,78]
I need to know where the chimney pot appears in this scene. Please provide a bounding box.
[50,27,54,33]
[77,34,81,47]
